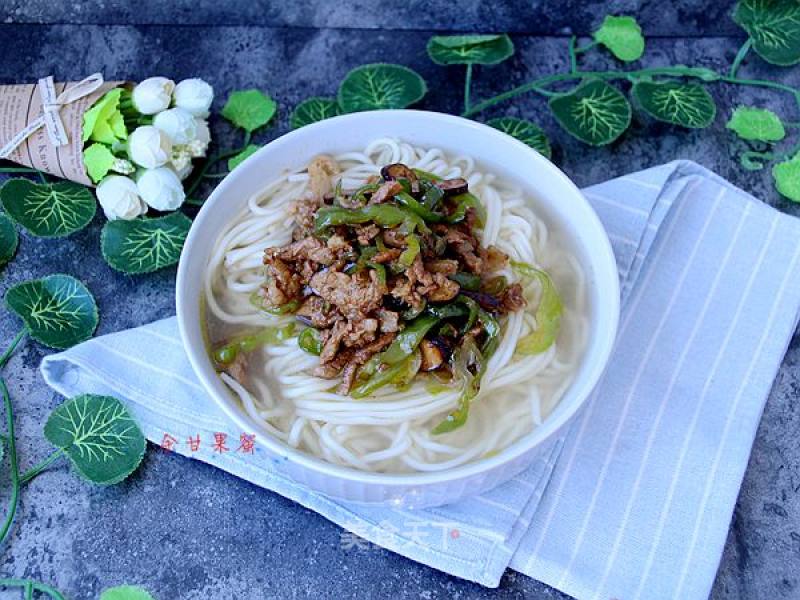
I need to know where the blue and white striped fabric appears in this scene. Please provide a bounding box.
[40,160,800,599]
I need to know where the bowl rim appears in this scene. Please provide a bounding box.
[176,109,620,487]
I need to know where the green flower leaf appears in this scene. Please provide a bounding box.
[593,15,646,62]
[727,106,786,141]
[338,64,427,113]
[84,143,117,184]
[632,81,717,128]
[5,274,98,349]
[772,154,800,201]
[228,144,261,171]
[0,212,19,267]
[44,394,145,485]
[101,212,192,274]
[290,97,342,129]
[0,179,96,238]
[487,117,552,159]
[426,34,514,65]
[733,0,800,66]
[549,79,632,146]
[222,89,277,133]
[83,88,126,145]
[100,586,156,600]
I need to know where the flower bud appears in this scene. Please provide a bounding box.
[173,162,193,181]
[96,176,148,221]
[137,167,186,211]
[128,125,172,169]
[192,118,211,156]
[153,107,197,145]
[131,77,175,115]
[173,78,214,117]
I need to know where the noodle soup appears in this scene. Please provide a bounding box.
[204,138,587,473]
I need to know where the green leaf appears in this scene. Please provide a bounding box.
[222,89,277,133]
[0,179,96,238]
[549,79,632,146]
[733,0,800,66]
[593,15,646,62]
[426,34,515,65]
[101,212,192,274]
[0,212,18,267]
[44,394,145,485]
[338,64,427,113]
[83,88,126,145]
[290,97,342,129]
[100,586,156,600]
[487,117,552,159]
[5,274,98,349]
[772,154,800,201]
[726,106,786,141]
[83,143,117,184]
[227,144,261,171]
[632,81,717,129]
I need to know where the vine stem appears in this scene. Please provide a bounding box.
[0,579,66,600]
[184,131,254,204]
[462,66,800,117]
[19,449,65,486]
[0,167,37,174]
[0,378,20,546]
[730,38,753,78]
[568,36,578,74]
[464,63,474,113]
[0,329,26,370]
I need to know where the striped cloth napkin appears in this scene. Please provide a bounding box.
[40,160,800,599]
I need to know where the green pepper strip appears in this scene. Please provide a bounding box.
[412,168,443,182]
[399,233,421,267]
[213,323,296,366]
[367,261,387,285]
[432,307,499,434]
[314,204,427,234]
[482,275,508,295]
[351,353,417,399]
[395,192,444,223]
[456,294,480,333]
[512,261,563,355]
[351,182,380,206]
[448,271,481,291]
[446,192,487,228]
[298,327,323,355]
[426,303,468,320]
[421,181,445,211]
[380,314,440,365]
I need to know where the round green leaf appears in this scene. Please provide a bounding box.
[733,0,800,66]
[0,179,96,238]
[426,34,514,65]
[487,117,552,159]
[228,144,261,171]
[222,89,277,133]
[338,64,427,113]
[100,586,155,600]
[726,106,786,142]
[101,212,192,275]
[44,394,146,485]
[772,156,800,201]
[0,212,19,267]
[290,97,342,129]
[549,79,632,146]
[593,15,645,62]
[5,274,98,349]
[632,81,716,129]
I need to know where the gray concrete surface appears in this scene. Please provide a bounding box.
[0,2,799,598]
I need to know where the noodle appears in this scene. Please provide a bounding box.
[204,139,587,473]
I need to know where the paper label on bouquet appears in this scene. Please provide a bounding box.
[0,78,123,186]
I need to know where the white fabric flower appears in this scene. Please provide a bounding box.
[173,162,193,181]
[96,176,148,221]
[128,125,172,169]
[153,107,198,145]
[170,146,192,173]
[191,118,210,156]
[173,78,214,116]
[137,167,186,211]
[131,77,175,115]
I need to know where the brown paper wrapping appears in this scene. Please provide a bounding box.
[0,80,125,186]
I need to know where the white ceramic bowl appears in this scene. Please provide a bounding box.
[176,110,619,508]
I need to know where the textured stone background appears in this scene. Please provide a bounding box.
[0,1,799,598]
